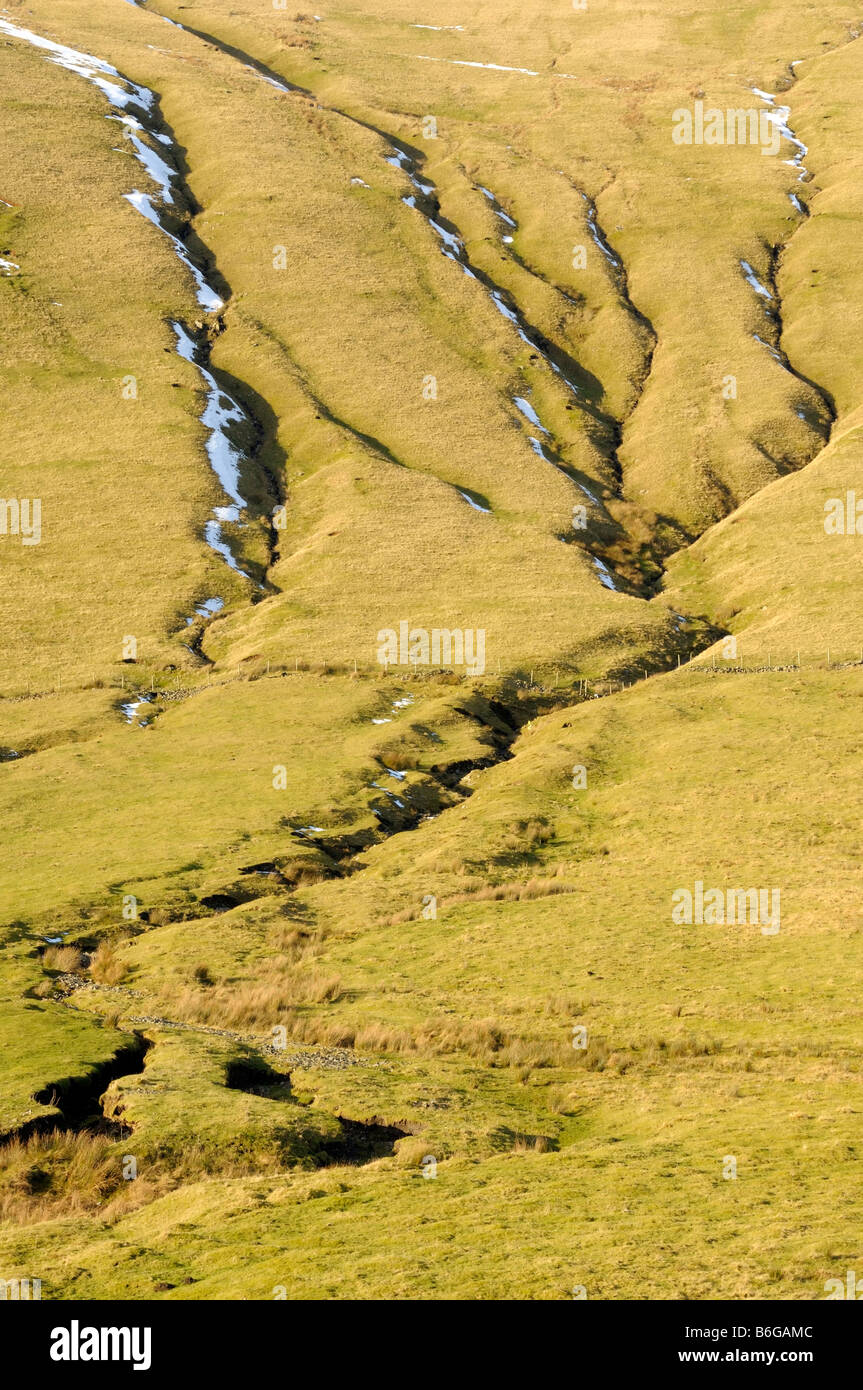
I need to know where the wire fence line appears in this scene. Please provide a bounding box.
[4,646,863,711]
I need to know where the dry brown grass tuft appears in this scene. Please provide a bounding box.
[0,1127,298,1225]
[268,922,324,960]
[291,866,332,887]
[267,1009,573,1068]
[377,742,421,772]
[89,941,129,987]
[293,971,344,1004]
[164,968,343,1031]
[501,818,555,853]
[543,994,588,1017]
[566,1035,724,1074]
[42,945,84,973]
[0,1131,159,1224]
[512,1134,552,1154]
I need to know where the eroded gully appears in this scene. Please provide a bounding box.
[7,6,845,700]
[737,66,836,440]
[3,6,860,1148]
[0,16,279,622]
[119,0,657,594]
[115,5,858,605]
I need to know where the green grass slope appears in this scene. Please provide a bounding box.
[1,0,862,1302]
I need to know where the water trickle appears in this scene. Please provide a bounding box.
[172,323,259,577]
[514,396,548,432]
[415,54,577,79]
[456,488,491,513]
[125,190,223,311]
[583,194,621,268]
[389,146,586,412]
[479,185,517,230]
[740,259,774,301]
[592,556,618,591]
[751,85,809,210]
[184,596,225,626]
[752,331,790,372]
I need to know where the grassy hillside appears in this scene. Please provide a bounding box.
[0,0,861,1301]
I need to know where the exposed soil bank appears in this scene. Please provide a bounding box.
[4,1033,151,1144]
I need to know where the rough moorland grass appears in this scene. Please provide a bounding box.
[2,0,863,1302]
[4,667,855,1295]
[0,676,506,926]
[141,0,862,529]
[664,409,863,660]
[0,1059,859,1299]
[0,37,232,691]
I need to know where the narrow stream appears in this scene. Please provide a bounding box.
[121,693,155,726]
[384,141,590,427]
[751,80,810,213]
[740,258,775,304]
[19,1034,152,1142]
[456,488,491,513]
[736,79,834,428]
[119,3,623,586]
[414,54,577,80]
[172,322,261,580]
[592,556,618,591]
[583,193,622,268]
[0,17,261,592]
[124,0,298,92]
[388,144,633,583]
[476,181,620,516]
[478,184,516,243]
[384,138,619,524]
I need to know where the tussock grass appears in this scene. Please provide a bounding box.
[0,1125,326,1225]
[392,1136,436,1168]
[42,945,84,974]
[164,968,344,1031]
[89,942,130,987]
[511,1134,552,1155]
[0,1132,153,1225]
